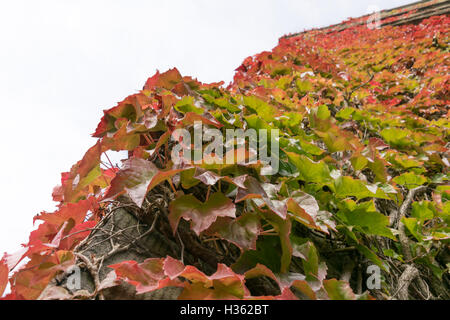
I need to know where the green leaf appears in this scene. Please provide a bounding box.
[232,237,283,274]
[259,209,293,274]
[317,104,331,120]
[174,96,204,115]
[292,240,326,285]
[336,107,355,120]
[332,176,389,200]
[355,244,389,272]
[338,200,395,239]
[280,112,304,134]
[296,79,313,95]
[380,127,413,148]
[213,97,241,113]
[244,114,273,131]
[411,201,435,223]
[180,168,200,189]
[388,154,423,169]
[367,157,388,183]
[350,155,368,171]
[323,279,356,300]
[402,217,423,242]
[383,249,404,262]
[286,153,332,183]
[243,96,277,122]
[298,139,324,156]
[392,172,427,188]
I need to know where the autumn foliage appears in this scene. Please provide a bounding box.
[1,14,449,300]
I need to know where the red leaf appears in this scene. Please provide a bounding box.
[0,260,8,297]
[93,93,147,137]
[144,68,183,91]
[194,168,222,185]
[291,280,317,300]
[236,176,287,219]
[169,192,236,235]
[51,185,64,202]
[368,137,389,151]
[193,168,248,189]
[60,220,97,250]
[180,263,247,300]
[178,112,223,129]
[163,256,186,280]
[244,263,281,288]
[323,279,357,300]
[11,250,75,300]
[146,167,187,193]
[103,157,159,207]
[104,157,186,207]
[286,191,330,233]
[205,213,261,250]
[274,288,299,300]
[33,198,94,227]
[46,221,69,249]
[1,248,28,271]
[101,124,141,151]
[78,140,102,178]
[109,258,182,294]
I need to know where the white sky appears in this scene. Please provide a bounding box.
[0,0,413,256]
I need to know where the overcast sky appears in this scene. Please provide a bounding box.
[0,0,414,256]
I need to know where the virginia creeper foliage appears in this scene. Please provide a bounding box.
[1,13,449,300]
